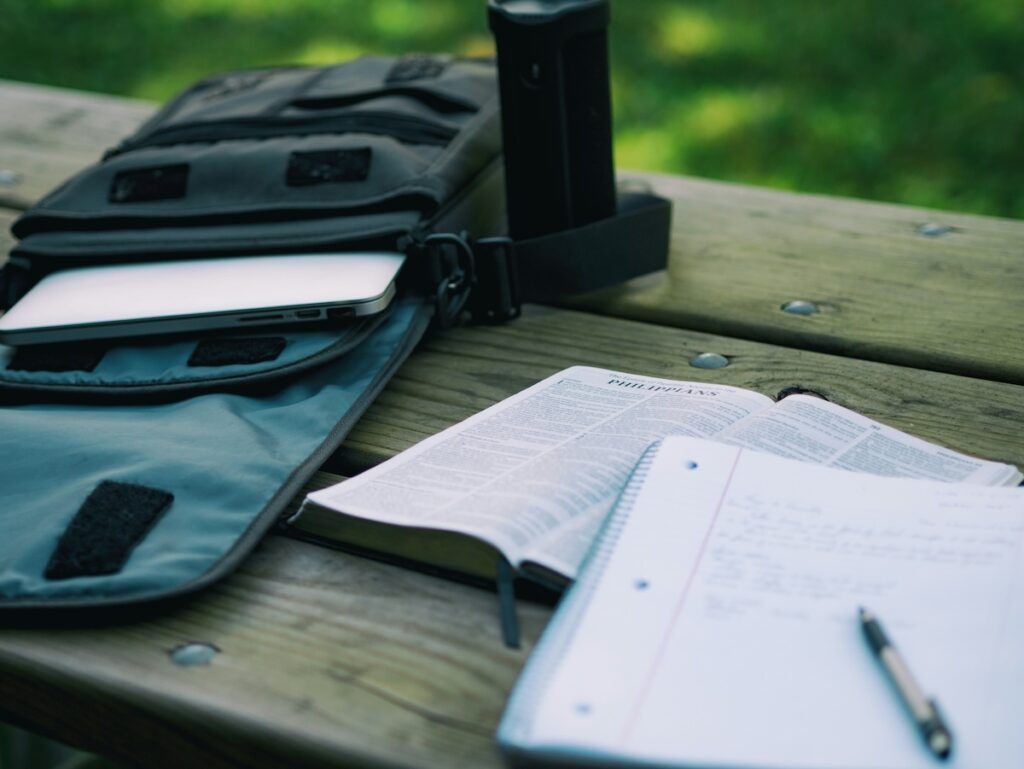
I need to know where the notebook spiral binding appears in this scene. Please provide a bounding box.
[499,441,662,742]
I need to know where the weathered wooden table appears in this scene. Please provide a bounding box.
[0,79,1022,769]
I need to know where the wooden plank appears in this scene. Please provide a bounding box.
[0,208,15,266]
[568,171,1024,385]
[0,80,153,210]
[1,308,1022,769]
[338,304,1024,473]
[0,535,550,769]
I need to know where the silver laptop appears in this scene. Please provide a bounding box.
[0,252,405,346]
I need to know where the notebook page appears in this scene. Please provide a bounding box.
[504,437,1024,769]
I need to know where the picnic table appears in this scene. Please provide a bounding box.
[0,78,1022,769]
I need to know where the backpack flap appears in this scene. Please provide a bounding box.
[0,309,390,402]
[0,297,432,611]
[3,55,503,302]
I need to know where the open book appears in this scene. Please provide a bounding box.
[497,437,1024,768]
[291,366,1021,584]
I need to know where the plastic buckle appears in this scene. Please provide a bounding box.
[425,232,475,329]
[470,236,521,323]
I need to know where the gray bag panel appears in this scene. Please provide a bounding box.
[0,297,431,608]
[29,133,449,218]
[10,210,422,260]
[287,55,493,114]
[0,311,388,398]
[13,56,500,239]
[133,56,490,140]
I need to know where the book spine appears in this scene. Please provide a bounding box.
[497,441,661,745]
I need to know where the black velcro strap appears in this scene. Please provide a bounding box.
[7,344,106,373]
[45,481,174,580]
[286,148,371,186]
[514,192,671,303]
[188,336,287,367]
[109,164,189,203]
[386,54,447,83]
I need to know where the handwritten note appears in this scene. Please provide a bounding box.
[504,437,1024,769]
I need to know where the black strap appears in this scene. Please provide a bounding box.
[466,191,671,323]
[517,192,671,302]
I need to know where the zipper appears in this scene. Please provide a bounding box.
[104,112,458,159]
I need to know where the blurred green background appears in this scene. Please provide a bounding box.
[1,0,1021,218]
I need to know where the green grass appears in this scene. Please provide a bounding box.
[1,0,1021,218]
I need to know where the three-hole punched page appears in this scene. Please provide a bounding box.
[498,436,1024,769]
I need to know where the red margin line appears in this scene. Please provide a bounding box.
[619,447,744,744]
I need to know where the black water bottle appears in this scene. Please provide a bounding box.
[488,0,617,240]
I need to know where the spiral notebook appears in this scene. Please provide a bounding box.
[497,437,1024,769]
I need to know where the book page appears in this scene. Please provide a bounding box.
[508,437,1024,769]
[719,394,1022,485]
[305,367,772,575]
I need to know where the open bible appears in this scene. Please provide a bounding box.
[289,366,1021,585]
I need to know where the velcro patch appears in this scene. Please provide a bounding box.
[386,54,447,83]
[7,344,106,372]
[109,164,189,203]
[45,481,174,580]
[188,336,287,367]
[286,148,371,186]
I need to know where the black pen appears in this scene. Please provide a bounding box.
[859,607,953,760]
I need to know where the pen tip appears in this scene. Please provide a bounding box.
[929,730,952,759]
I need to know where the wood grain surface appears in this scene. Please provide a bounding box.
[0,209,13,266]
[339,304,1024,473]
[1,298,1022,769]
[2,74,1024,769]
[0,535,551,769]
[566,171,1024,384]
